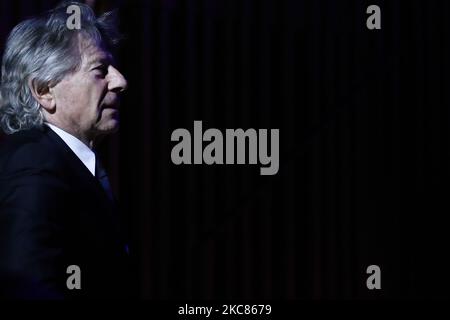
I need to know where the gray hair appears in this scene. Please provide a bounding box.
[0,1,121,134]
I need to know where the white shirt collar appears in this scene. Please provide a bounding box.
[46,123,96,176]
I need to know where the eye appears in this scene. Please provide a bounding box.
[93,65,108,77]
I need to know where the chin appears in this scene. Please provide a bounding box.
[97,111,120,134]
[94,120,119,138]
[103,120,120,134]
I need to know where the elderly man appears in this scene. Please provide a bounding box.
[0,2,130,299]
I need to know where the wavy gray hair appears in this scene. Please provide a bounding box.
[0,1,121,134]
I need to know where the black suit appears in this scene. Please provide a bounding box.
[0,125,131,299]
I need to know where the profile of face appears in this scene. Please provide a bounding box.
[38,34,128,146]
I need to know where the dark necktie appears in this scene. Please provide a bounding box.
[95,158,114,201]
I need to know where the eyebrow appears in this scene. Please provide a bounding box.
[86,54,114,69]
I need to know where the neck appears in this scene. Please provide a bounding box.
[45,121,94,149]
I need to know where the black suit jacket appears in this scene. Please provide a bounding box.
[0,125,131,299]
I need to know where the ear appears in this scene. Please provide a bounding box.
[28,78,56,112]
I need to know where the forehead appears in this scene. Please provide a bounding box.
[77,34,114,67]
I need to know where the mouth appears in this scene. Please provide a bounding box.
[96,102,120,122]
[103,102,120,110]
[102,102,120,110]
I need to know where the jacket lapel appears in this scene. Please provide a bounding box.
[43,125,116,213]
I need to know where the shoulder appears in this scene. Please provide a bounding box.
[0,127,62,174]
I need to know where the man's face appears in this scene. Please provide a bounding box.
[50,35,127,143]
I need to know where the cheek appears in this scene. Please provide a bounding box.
[54,75,106,123]
[56,82,84,107]
[88,83,107,108]
[68,86,98,116]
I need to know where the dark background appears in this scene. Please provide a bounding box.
[2,0,450,299]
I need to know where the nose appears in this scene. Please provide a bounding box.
[108,65,128,93]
